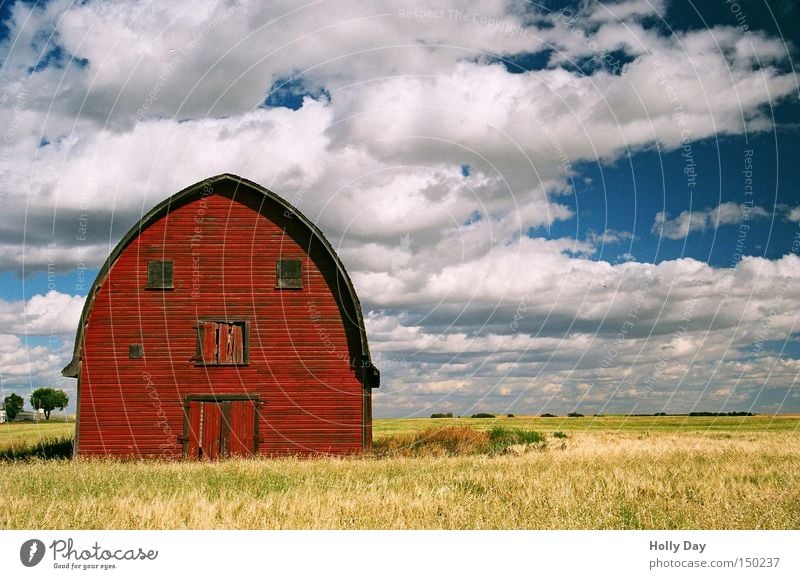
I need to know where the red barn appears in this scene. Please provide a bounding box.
[62,174,379,458]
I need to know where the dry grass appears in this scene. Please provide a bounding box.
[1,430,798,530]
[374,414,800,437]
[0,421,73,451]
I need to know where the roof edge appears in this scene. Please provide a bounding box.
[62,174,373,379]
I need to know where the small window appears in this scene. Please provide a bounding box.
[276,259,302,289]
[196,320,248,365]
[146,260,174,289]
[129,344,143,359]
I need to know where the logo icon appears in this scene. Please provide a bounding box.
[390,234,412,274]
[20,539,45,567]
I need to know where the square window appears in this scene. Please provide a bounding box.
[129,344,143,359]
[276,259,302,289]
[146,260,174,289]
[196,320,248,365]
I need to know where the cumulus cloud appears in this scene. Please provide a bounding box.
[0,292,83,398]
[0,291,85,336]
[0,1,795,270]
[0,0,798,413]
[365,252,800,415]
[653,202,770,240]
[586,228,634,246]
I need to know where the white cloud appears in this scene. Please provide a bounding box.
[365,250,800,414]
[653,202,770,240]
[586,228,634,246]
[0,0,798,413]
[583,0,667,23]
[0,333,71,388]
[0,291,85,336]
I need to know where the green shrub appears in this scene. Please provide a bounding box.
[471,413,495,418]
[0,435,74,461]
[373,427,488,457]
[487,427,545,455]
[373,427,546,457]
[552,431,568,439]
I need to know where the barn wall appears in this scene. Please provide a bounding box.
[77,183,368,457]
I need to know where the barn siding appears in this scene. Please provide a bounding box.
[76,183,370,457]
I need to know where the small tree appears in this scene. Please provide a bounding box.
[30,388,69,420]
[3,393,24,421]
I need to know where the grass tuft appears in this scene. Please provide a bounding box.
[487,427,546,454]
[373,426,546,457]
[0,435,74,461]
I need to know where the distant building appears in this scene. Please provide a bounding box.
[14,410,43,422]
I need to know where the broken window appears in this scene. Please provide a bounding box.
[196,320,248,365]
[146,260,174,289]
[276,259,302,289]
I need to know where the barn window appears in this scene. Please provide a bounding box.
[276,259,302,289]
[196,320,249,365]
[128,344,143,359]
[146,260,174,289]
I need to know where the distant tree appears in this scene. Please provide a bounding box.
[3,393,24,421]
[30,388,69,420]
[567,412,584,418]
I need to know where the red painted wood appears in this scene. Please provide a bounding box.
[75,182,371,458]
[228,400,255,457]
[201,322,217,364]
[187,401,202,459]
[201,402,221,460]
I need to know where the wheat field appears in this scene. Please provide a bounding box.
[1,426,798,529]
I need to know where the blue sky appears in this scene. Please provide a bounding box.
[0,0,799,418]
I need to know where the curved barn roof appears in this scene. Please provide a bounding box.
[62,174,374,379]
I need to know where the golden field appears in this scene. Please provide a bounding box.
[0,416,798,530]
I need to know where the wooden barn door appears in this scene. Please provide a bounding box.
[184,397,258,459]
